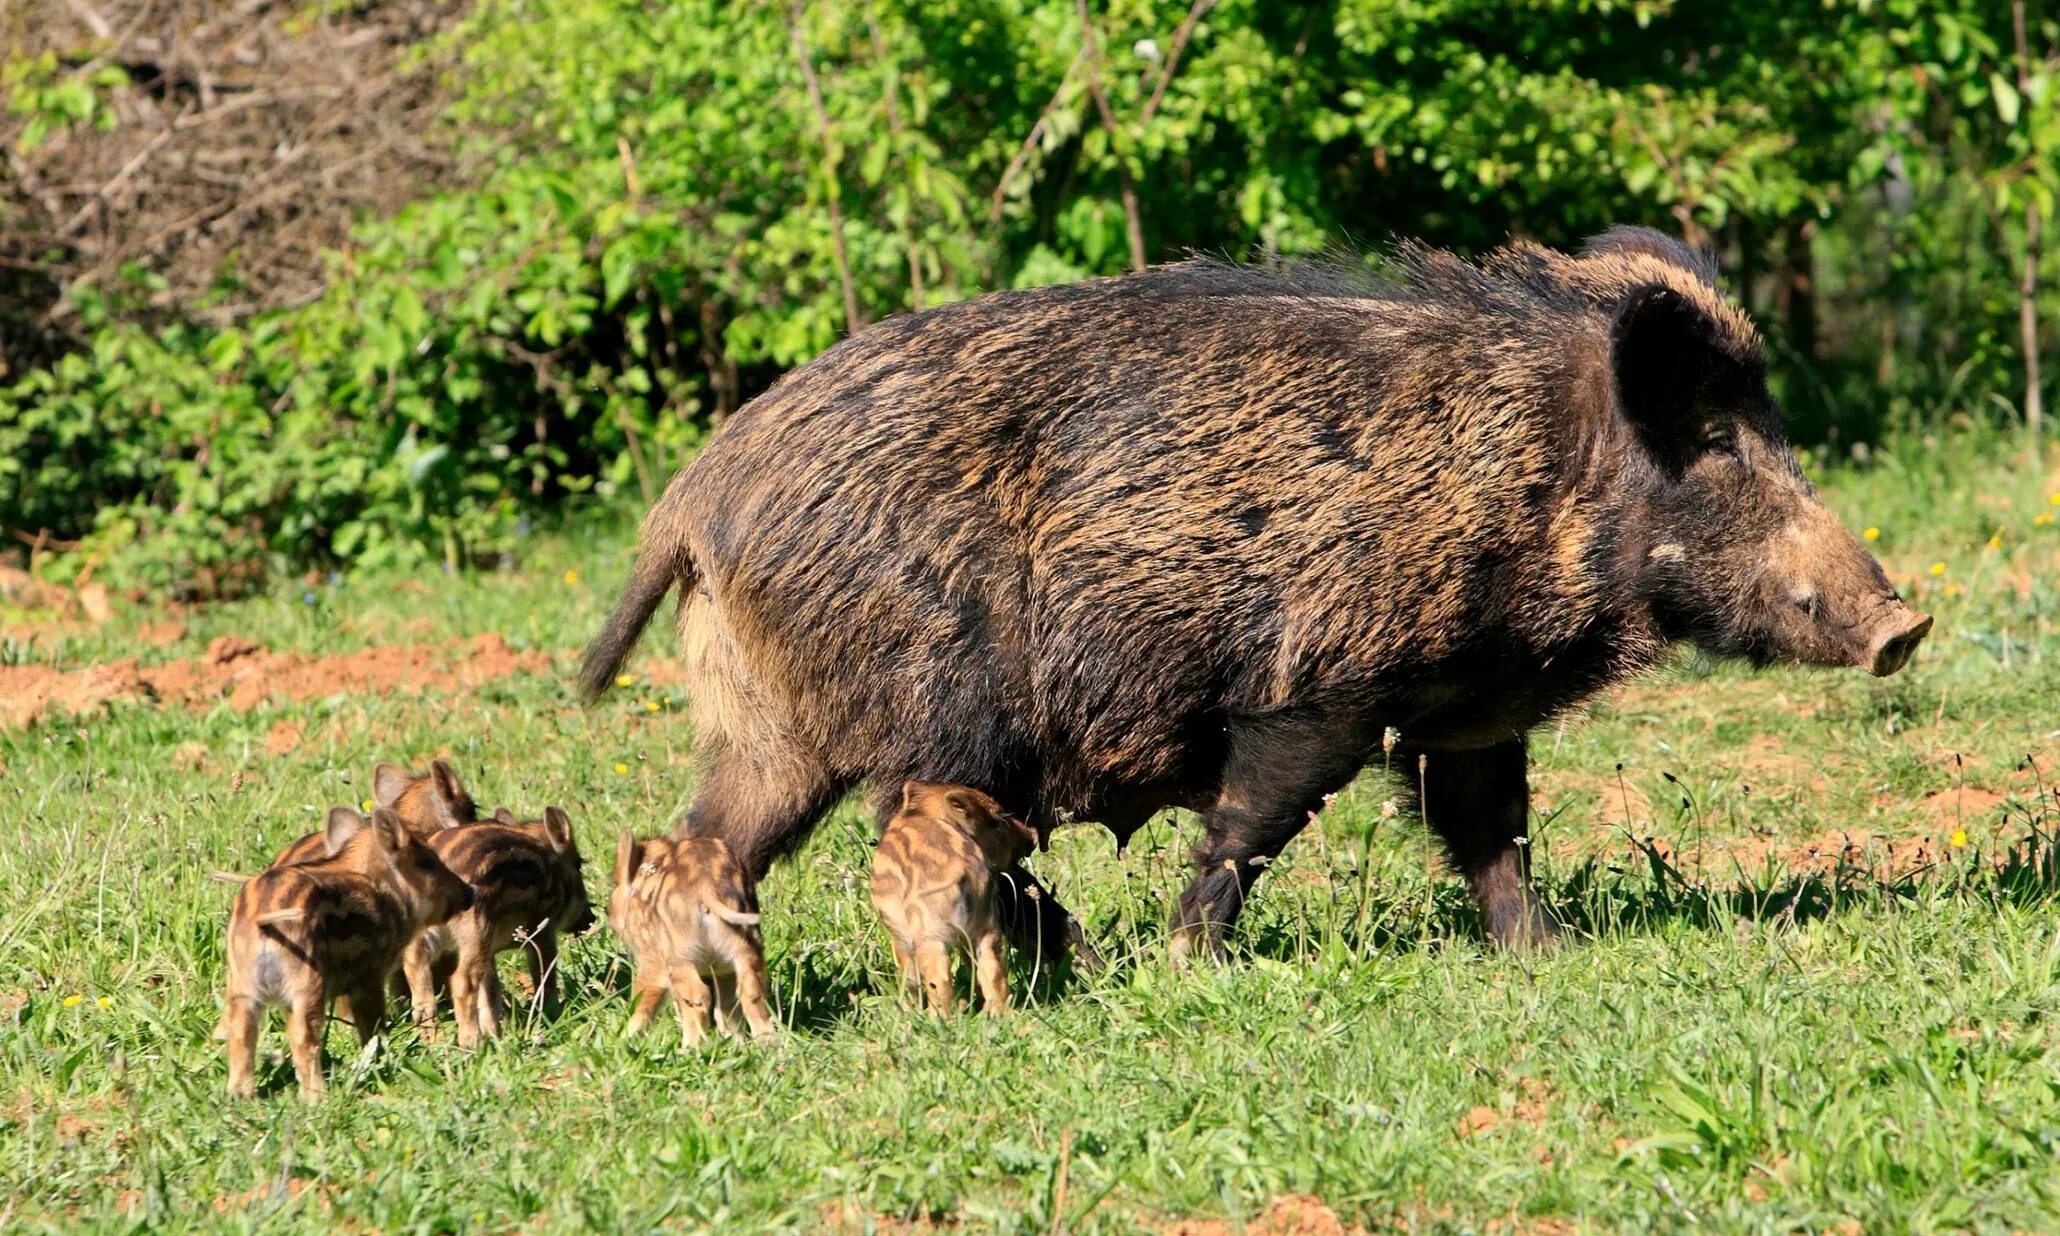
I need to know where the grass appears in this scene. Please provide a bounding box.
[4,428,2060,1233]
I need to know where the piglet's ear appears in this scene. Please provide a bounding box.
[369,808,404,857]
[943,788,988,824]
[543,806,574,853]
[492,806,519,826]
[323,806,366,856]
[615,829,642,889]
[428,760,473,828]
[372,762,410,808]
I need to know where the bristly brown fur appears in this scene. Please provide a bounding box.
[608,832,777,1045]
[584,225,1928,955]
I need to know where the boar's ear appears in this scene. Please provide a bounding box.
[492,806,519,826]
[542,806,574,853]
[323,806,367,855]
[899,780,926,812]
[614,829,642,889]
[1608,284,1747,467]
[372,762,411,808]
[369,808,404,857]
[428,760,474,828]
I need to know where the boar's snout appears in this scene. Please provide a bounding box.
[1864,607,1932,678]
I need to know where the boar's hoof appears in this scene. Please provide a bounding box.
[1064,919,1106,976]
[1167,923,1227,970]
[1486,903,1561,953]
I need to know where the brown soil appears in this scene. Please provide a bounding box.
[1164,1195,1364,1236]
[0,633,553,730]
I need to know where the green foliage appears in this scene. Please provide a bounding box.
[2,1,2055,591]
[4,433,2060,1229]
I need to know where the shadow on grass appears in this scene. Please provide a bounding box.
[1239,823,2060,964]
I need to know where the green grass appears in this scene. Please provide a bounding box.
[4,429,2060,1233]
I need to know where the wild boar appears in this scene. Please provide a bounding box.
[609,832,777,1045]
[871,781,1042,1015]
[404,806,594,1048]
[222,807,473,1098]
[579,226,1932,959]
[266,759,479,868]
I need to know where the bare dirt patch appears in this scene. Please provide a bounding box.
[0,633,553,730]
[1164,1194,1363,1236]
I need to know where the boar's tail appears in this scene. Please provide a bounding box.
[578,499,698,702]
[713,906,762,929]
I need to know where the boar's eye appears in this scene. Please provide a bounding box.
[1701,432,1743,463]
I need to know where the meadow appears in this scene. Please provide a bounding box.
[3,429,2058,1233]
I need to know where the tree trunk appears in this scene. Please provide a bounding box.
[1777,220,1817,364]
[2012,0,2044,436]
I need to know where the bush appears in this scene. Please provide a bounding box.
[2,0,2055,592]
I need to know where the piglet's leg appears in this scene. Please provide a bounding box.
[288,992,327,1100]
[889,936,919,1005]
[625,972,663,1037]
[450,950,485,1050]
[973,929,1010,1016]
[913,940,955,1017]
[403,944,440,1042]
[223,994,260,1098]
[730,952,779,1042]
[478,963,507,1040]
[348,982,387,1046]
[670,966,713,1047]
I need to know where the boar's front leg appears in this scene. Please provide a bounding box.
[1170,711,1370,962]
[1408,739,1556,950]
[994,865,1103,977]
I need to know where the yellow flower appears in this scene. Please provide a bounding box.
[96,996,112,1010]
[1928,562,1946,577]
[1987,534,2002,551]
[563,568,580,585]
[62,995,83,1008]
[645,701,661,713]
[613,762,630,775]
[361,799,375,813]
[2036,512,2054,527]
[2049,492,2060,506]
[1944,583,1963,598]
[1862,526,1880,542]
[1950,828,1969,848]
[614,674,633,688]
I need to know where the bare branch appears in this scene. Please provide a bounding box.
[787,1,863,335]
[1138,0,1215,128]
[989,44,1087,224]
[1075,0,1145,271]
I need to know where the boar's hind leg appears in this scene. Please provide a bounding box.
[1170,713,1369,961]
[678,750,847,881]
[1410,739,1556,950]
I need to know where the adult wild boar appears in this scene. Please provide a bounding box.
[581,227,1932,959]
